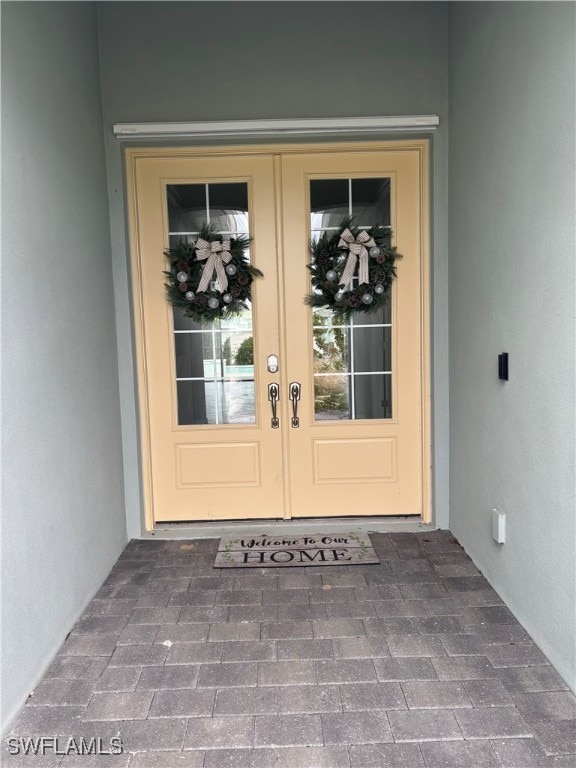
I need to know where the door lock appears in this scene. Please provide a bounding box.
[267,354,279,373]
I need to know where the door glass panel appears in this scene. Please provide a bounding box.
[174,331,252,379]
[177,380,211,425]
[207,183,249,235]
[352,327,392,373]
[168,182,250,242]
[314,375,350,420]
[313,318,350,374]
[350,302,392,326]
[351,178,391,227]
[310,179,349,232]
[168,182,255,425]
[353,375,392,420]
[310,177,393,421]
[167,184,206,238]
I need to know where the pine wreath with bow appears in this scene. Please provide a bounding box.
[164,224,262,323]
[304,218,401,320]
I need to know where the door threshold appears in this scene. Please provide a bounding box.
[141,517,436,540]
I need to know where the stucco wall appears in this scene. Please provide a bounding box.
[96,0,450,536]
[1,2,127,732]
[448,2,575,688]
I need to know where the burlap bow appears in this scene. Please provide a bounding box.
[195,238,233,293]
[337,228,377,287]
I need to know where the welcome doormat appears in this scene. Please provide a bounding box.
[214,532,380,568]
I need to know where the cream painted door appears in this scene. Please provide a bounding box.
[128,143,429,525]
[280,149,428,517]
[130,153,285,523]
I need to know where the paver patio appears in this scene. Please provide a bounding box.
[4,531,575,766]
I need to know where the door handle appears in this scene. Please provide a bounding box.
[268,383,280,429]
[289,382,301,428]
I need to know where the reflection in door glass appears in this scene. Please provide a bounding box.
[167,182,255,425]
[310,178,393,421]
[167,183,249,241]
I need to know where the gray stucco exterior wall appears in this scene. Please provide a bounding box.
[1,2,127,732]
[448,2,575,688]
[96,0,451,537]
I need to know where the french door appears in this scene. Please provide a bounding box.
[127,142,430,525]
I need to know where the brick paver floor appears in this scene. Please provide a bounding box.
[4,531,575,766]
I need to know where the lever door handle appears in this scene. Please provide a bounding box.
[268,383,280,429]
[289,382,301,428]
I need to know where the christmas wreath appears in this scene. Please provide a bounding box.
[304,218,401,320]
[164,224,262,323]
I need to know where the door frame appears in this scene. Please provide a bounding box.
[125,139,431,531]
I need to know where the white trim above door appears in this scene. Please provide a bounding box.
[114,115,439,140]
